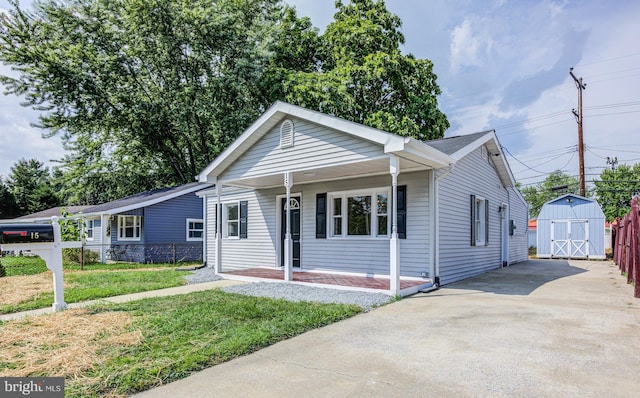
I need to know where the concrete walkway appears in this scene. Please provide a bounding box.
[0,279,244,322]
[133,260,640,398]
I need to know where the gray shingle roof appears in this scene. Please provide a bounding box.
[426,130,494,155]
[84,182,211,214]
[14,206,93,221]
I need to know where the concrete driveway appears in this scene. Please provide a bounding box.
[134,260,640,397]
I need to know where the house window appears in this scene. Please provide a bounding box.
[471,194,489,246]
[224,202,239,238]
[85,219,95,241]
[118,215,141,241]
[186,218,204,241]
[329,188,390,238]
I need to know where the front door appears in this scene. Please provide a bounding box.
[281,197,301,267]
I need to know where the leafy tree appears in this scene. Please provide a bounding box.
[594,164,640,221]
[0,177,18,219]
[283,0,449,140]
[0,0,284,199]
[519,170,580,219]
[6,158,60,216]
[1,0,449,204]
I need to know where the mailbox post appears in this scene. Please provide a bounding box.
[0,216,80,312]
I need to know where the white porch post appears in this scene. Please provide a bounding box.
[100,213,107,264]
[214,183,222,273]
[390,156,400,294]
[284,172,293,281]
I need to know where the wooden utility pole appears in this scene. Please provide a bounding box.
[570,67,586,196]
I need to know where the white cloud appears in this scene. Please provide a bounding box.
[449,19,481,74]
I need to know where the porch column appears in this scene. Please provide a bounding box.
[100,213,108,264]
[390,156,400,294]
[284,172,293,281]
[214,183,222,273]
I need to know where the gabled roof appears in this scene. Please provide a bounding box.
[428,130,517,189]
[198,101,455,182]
[426,131,494,156]
[83,182,211,216]
[543,193,596,206]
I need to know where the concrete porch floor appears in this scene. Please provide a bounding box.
[221,267,429,293]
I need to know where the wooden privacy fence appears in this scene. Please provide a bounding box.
[612,196,640,298]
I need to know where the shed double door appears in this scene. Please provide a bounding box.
[551,220,589,258]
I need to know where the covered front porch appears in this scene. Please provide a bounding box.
[220,267,433,296]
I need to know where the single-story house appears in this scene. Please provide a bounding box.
[197,101,528,295]
[6,182,211,264]
[536,193,606,259]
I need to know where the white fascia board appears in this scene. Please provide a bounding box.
[398,138,455,168]
[448,131,495,161]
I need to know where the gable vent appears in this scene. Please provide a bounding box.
[280,119,294,148]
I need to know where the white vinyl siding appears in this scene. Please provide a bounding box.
[437,146,505,285]
[220,118,385,181]
[204,171,432,278]
[508,187,529,264]
[205,187,278,270]
[302,171,431,278]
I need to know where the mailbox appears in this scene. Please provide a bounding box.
[0,224,55,244]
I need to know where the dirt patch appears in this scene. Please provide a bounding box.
[0,308,141,378]
[0,272,57,306]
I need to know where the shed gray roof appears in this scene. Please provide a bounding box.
[425,130,494,155]
[84,182,211,214]
[14,206,93,221]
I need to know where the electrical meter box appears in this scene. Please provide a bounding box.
[0,224,55,244]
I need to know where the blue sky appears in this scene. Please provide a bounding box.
[1,0,639,189]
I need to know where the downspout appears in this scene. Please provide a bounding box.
[422,164,455,293]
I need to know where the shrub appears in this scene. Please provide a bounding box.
[62,248,101,265]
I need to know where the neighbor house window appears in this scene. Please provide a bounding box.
[329,188,390,238]
[118,215,141,241]
[470,194,489,246]
[186,218,204,241]
[85,219,95,241]
[224,202,239,238]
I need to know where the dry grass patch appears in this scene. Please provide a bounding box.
[0,308,142,379]
[0,272,58,306]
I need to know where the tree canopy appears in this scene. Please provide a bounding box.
[594,163,640,221]
[519,170,581,219]
[5,158,60,216]
[0,0,449,205]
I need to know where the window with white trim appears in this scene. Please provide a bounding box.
[223,202,239,238]
[118,215,141,241]
[471,195,488,246]
[186,218,204,241]
[85,219,95,240]
[329,188,390,238]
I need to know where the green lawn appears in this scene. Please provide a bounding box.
[65,290,362,397]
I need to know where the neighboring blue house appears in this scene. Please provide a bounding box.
[80,182,211,263]
[11,183,211,264]
[536,193,606,259]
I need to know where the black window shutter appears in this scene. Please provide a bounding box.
[214,203,218,235]
[239,200,248,239]
[397,185,407,239]
[484,199,489,246]
[470,194,477,246]
[316,193,327,239]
